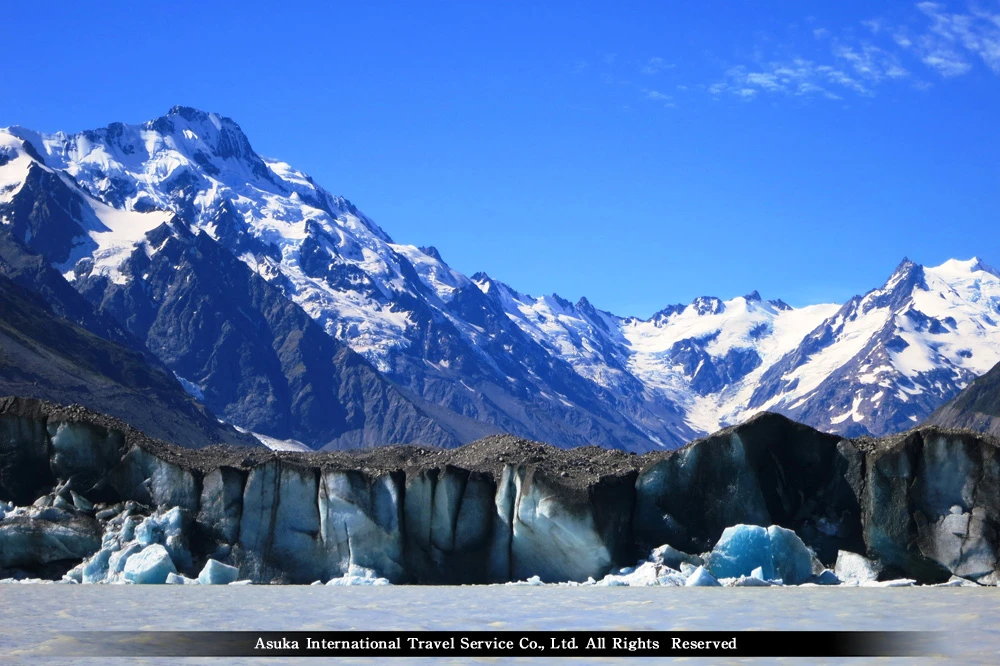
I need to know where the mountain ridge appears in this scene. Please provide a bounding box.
[2,106,998,449]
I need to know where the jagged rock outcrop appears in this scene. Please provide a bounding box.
[925,359,1000,439]
[0,270,255,449]
[2,398,1000,585]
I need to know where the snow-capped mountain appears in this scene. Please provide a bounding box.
[1,106,998,449]
[483,256,1000,438]
[749,258,1000,436]
[0,107,694,450]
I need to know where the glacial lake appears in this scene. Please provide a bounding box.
[0,586,997,665]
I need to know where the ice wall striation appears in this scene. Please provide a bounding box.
[2,396,999,585]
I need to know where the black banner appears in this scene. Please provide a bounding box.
[55,631,937,658]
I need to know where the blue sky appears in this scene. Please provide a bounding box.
[4,1,999,316]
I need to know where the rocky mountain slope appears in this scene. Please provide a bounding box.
[925,359,1000,438]
[0,273,254,448]
[2,107,999,448]
[0,109,692,450]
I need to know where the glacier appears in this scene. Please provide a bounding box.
[3,396,1000,588]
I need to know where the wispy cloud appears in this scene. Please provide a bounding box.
[642,57,674,74]
[577,2,1000,109]
[708,2,1000,102]
[833,43,909,82]
[709,58,867,100]
[642,89,677,108]
[862,19,884,35]
[895,2,1000,76]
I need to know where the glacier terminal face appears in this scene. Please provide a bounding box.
[2,397,1000,586]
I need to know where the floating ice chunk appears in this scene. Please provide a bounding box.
[596,561,665,587]
[325,565,391,586]
[82,548,114,584]
[506,575,545,586]
[933,576,979,587]
[595,576,627,587]
[811,570,841,586]
[134,516,160,546]
[834,550,881,584]
[198,559,239,585]
[861,579,915,588]
[649,544,704,570]
[64,563,84,583]
[108,542,143,576]
[685,566,721,587]
[706,525,772,580]
[165,573,198,585]
[766,525,815,585]
[122,544,176,584]
[229,580,253,585]
[726,576,775,587]
[705,524,815,585]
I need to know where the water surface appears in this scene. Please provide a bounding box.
[0,586,995,664]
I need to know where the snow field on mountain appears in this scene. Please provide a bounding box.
[6,108,1000,444]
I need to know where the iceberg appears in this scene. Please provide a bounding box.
[685,566,722,587]
[324,565,391,586]
[834,550,881,584]
[705,524,815,585]
[122,544,176,584]
[198,559,240,585]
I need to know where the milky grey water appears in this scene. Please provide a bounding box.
[0,586,996,665]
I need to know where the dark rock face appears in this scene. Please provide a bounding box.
[70,222,459,450]
[925,360,1000,439]
[0,163,93,266]
[3,398,1000,585]
[0,275,254,449]
[667,332,763,396]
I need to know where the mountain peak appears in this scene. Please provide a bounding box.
[860,257,928,313]
[892,256,919,274]
[744,290,762,303]
[768,298,792,311]
[167,105,211,120]
[419,246,444,263]
[162,105,241,133]
[932,257,1000,279]
[691,295,724,315]
[651,303,686,320]
[142,106,275,185]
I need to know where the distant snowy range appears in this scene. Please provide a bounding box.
[2,106,999,452]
